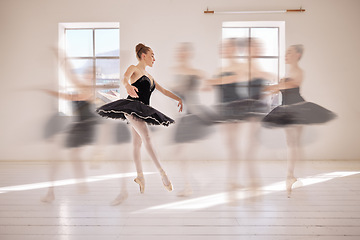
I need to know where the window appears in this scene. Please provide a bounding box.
[222,21,285,82]
[58,22,120,115]
[222,21,285,106]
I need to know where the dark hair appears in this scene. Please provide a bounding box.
[136,43,151,60]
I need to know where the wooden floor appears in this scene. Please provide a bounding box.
[0,159,359,240]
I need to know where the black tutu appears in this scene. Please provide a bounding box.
[97,75,175,126]
[97,99,175,126]
[65,101,100,148]
[213,99,269,122]
[65,118,98,148]
[213,76,269,122]
[173,110,214,143]
[262,87,337,128]
[262,101,337,127]
[43,113,73,139]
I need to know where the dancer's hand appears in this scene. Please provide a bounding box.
[178,99,183,112]
[126,85,139,98]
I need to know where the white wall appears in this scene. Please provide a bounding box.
[0,0,359,161]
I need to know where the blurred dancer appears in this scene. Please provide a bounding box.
[263,45,337,197]
[97,43,183,193]
[170,42,214,197]
[95,91,133,205]
[207,38,270,201]
[98,120,132,205]
[41,50,105,202]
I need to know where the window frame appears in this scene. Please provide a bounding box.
[58,22,120,115]
[222,21,286,83]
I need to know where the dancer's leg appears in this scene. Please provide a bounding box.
[70,147,88,193]
[126,115,172,190]
[223,123,241,189]
[129,126,145,193]
[41,137,60,203]
[176,143,193,197]
[131,127,143,173]
[285,126,303,178]
[245,120,261,188]
[126,116,162,169]
[111,159,130,205]
[285,126,303,196]
[223,123,241,204]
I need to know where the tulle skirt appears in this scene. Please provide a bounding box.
[97,99,175,126]
[262,101,337,128]
[212,99,269,123]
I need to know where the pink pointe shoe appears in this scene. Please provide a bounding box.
[160,169,173,192]
[286,176,297,198]
[134,173,145,194]
[110,191,129,206]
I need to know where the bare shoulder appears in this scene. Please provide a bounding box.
[127,65,137,71]
[124,65,137,76]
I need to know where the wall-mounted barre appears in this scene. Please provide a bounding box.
[204,8,305,14]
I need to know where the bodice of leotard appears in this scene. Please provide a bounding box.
[127,75,155,105]
[215,72,238,103]
[280,87,305,105]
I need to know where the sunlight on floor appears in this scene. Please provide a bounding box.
[1,170,358,212]
[135,171,360,212]
[0,172,155,194]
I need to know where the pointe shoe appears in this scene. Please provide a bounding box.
[286,177,297,198]
[134,175,145,194]
[41,189,55,203]
[160,169,173,192]
[41,193,55,203]
[110,192,128,206]
[177,186,193,197]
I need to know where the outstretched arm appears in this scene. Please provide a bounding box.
[206,65,247,86]
[42,89,87,101]
[264,74,303,94]
[206,75,238,85]
[155,81,183,112]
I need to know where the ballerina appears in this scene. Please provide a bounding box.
[40,49,107,203]
[97,43,183,193]
[170,42,215,197]
[206,38,270,202]
[263,44,337,197]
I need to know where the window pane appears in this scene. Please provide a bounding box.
[222,28,250,57]
[65,59,94,88]
[250,28,278,56]
[250,58,278,82]
[96,59,120,82]
[95,59,120,104]
[95,29,120,57]
[65,29,93,57]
